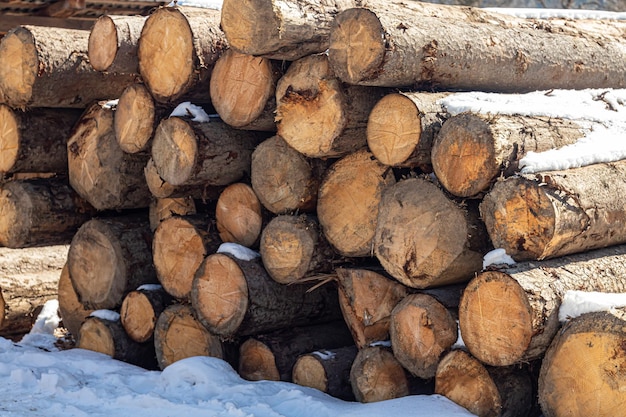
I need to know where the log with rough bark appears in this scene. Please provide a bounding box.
[275,53,388,158]
[0,177,96,248]
[431,113,587,198]
[538,309,626,417]
[58,263,93,339]
[191,253,342,338]
[210,49,280,131]
[67,101,152,211]
[367,92,450,169]
[328,2,626,91]
[480,161,626,261]
[350,345,410,403]
[459,244,626,367]
[0,26,134,108]
[88,15,147,74]
[137,6,226,103]
[148,197,197,232]
[0,104,81,174]
[215,183,264,248]
[374,177,490,289]
[120,285,172,344]
[68,215,158,310]
[317,149,395,257]
[144,157,223,200]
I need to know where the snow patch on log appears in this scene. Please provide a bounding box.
[217,242,261,261]
[559,290,626,322]
[170,102,214,123]
[168,0,223,10]
[482,248,516,269]
[488,8,626,20]
[137,284,163,292]
[90,310,122,322]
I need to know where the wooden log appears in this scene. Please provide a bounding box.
[275,53,388,159]
[431,113,587,198]
[68,214,158,310]
[538,309,626,417]
[215,183,264,248]
[350,345,410,403]
[0,104,81,174]
[458,244,626,367]
[209,49,279,131]
[119,285,172,344]
[153,303,224,370]
[328,3,626,91]
[367,92,450,170]
[88,15,147,74]
[191,252,342,338]
[148,196,197,232]
[0,25,134,108]
[0,177,96,248]
[317,149,395,257]
[480,160,626,261]
[137,6,226,103]
[238,320,354,382]
[58,262,93,339]
[67,101,152,211]
[374,177,490,289]
[144,157,222,200]
[435,349,535,417]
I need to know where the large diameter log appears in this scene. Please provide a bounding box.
[191,253,342,338]
[0,178,96,248]
[120,285,172,344]
[68,215,158,310]
[458,244,626,367]
[216,183,264,248]
[148,197,197,232]
[67,101,152,211]
[0,104,81,174]
[432,113,587,198]
[0,26,134,108]
[88,15,147,74]
[328,3,626,91]
[374,178,489,289]
[317,149,395,257]
[58,263,93,339]
[480,161,626,261]
[350,345,410,403]
[538,309,626,417]
[138,6,226,103]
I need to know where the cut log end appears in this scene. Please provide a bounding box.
[216,183,262,248]
[0,27,38,108]
[220,0,278,57]
[0,105,19,173]
[350,346,409,403]
[120,291,156,343]
[152,117,197,186]
[0,183,29,248]
[292,355,328,392]
[78,317,116,357]
[238,338,280,381]
[115,84,156,154]
[88,15,117,72]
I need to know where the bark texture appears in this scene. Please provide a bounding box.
[148,197,197,232]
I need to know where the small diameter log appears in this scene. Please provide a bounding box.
[367,92,450,169]
[0,177,96,248]
[148,197,197,232]
[88,15,147,74]
[58,263,93,339]
[275,53,388,158]
[216,183,264,248]
[0,26,134,108]
[317,149,395,257]
[191,253,342,338]
[458,244,626,367]
[68,215,158,310]
[154,303,224,370]
[374,177,489,289]
[238,320,354,382]
[350,345,410,403]
[0,104,81,174]
[293,345,359,401]
[435,349,534,417]
[251,135,327,214]
[120,285,172,344]
[153,215,221,300]
[328,3,626,91]
[210,49,280,131]
[138,6,226,103]
[539,309,626,417]
[480,160,626,261]
[144,157,222,200]
[432,113,587,198]
[67,101,152,211]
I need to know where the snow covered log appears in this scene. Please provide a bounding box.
[58,263,93,339]
[148,196,196,232]
[215,183,265,248]
[350,345,411,403]
[88,15,147,74]
[120,286,172,344]
[459,244,626,367]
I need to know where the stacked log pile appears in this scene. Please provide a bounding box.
[0,0,625,415]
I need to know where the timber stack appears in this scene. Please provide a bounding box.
[0,0,625,415]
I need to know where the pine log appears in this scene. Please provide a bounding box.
[68,215,158,310]
[209,49,279,131]
[215,183,264,248]
[480,161,626,261]
[250,135,327,214]
[317,149,395,257]
[458,244,626,367]
[238,320,354,382]
[67,101,152,211]
[58,263,93,339]
[88,15,147,74]
[0,104,81,174]
[153,303,224,370]
[538,309,626,417]
[435,349,535,417]
[0,177,96,248]
[191,253,342,338]
[275,53,388,158]
[137,6,226,104]
[144,157,222,200]
[0,25,134,108]
[350,345,410,403]
[148,196,197,232]
[120,285,172,344]
[374,177,490,289]
[328,3,626,91]
[152,215,221,300]
[367,92,450,169]
[432,113,587,198]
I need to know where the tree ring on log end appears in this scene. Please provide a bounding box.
[238,338,280,381]
[0,27,38,108]
[0,105,19,173]
[115,84,156,154]
[120,291,154,343]
[220,0,279,56]
[88,16,118,72]
[78,318,115,357]
[152,117,198,186]
[0,181,32,247]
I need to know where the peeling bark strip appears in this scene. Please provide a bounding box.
[88,15,147,74]
[328,2,626,91]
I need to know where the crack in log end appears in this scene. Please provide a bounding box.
[68,141,80,156]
